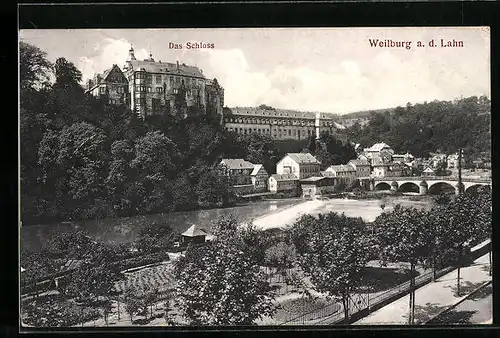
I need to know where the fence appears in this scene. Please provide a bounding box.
[277,238,490,325]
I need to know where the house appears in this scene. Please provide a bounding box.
[347,159,371,178]
[364,142,394,161]
[219,159,254,186]
[276,153,321,180]
[85,64,129,105]
[268,173,299,195]
[181,224,209,245]
[371,158,390,177]
[422,167,436,176]
[250,164,269,193]
[388,162,404,177]
[392,151,415,164]
[447,153,466,170]
[325,164,357,182]
[300,176,337,198]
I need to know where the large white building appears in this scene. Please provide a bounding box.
[223,107,347,142]
[276,153,321,180]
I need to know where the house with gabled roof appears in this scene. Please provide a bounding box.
[181,224,209,245]
[276,153,321,180]
[250,164,269,192]
[347,159,371,178]
[268,173,299,195]
[85,64,129,105]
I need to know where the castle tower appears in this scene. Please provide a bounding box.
[128,45,136,61]
[315,112,321,139]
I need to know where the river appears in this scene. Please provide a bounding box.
[20,195,434,252]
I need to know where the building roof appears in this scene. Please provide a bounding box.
[327,164,356,173]
[182,224,209,237]
[285,153,321,165]
[365,142,392,152]
[251,164,265,176]
[372,157,389,166]
[348,159,370,166]
[228,107,340,121]
[320,171,337,178]
[301,176,327,182]
[423,167,435,173]
[127,59,205,78]
[270,173,298,181]
[220,159,255,170]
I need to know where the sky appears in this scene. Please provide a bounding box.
[19,27,490,114]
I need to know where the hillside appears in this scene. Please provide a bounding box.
[344,96,491,160]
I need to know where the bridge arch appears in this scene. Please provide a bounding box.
[374,182,391,191]
[398,182,420,193]
[428,181,455,195]
[465,184,491,195]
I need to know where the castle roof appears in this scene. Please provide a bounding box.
[228,107,341,122]
[127,59,205,78]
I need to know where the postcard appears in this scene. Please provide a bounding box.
[19,27,491,328]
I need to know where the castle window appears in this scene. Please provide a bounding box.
[156,75,162,83]
[147,87,152,93]
[173,88,179,94]
[99,86,106,94]
[169,77,174,86]
[156,87,163,93]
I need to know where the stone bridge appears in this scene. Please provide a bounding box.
[368,176,491,195]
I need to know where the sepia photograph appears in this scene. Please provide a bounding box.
[19,27,491,328]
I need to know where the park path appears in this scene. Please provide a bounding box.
[354,252,492,325]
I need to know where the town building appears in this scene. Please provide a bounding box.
[250,164,269,193]
[347,159,371,178]
[85,64,129,105]
[276,153,321,180]
[223,107,347,142]
[300,176,337,198]
[371,158,390,177]
[86,46,224,120]
[392,152,415,164]
[447,153,466,170]
[363,142,394,162]
[219,159,254,185]
[388,162,404,177]
[325,164,357,182]
[268,174,299,195]
[422,167,436,176]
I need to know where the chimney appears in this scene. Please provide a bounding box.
[176,61,179,70]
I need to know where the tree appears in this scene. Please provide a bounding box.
[264,241,297,283]
[54,57,83,88]
[136,222,175,254]
[174,215,276,325]
[195,166,236,208]
[123,287,141,324]
[374,206,433,324]
[19,41,53,93]
[294,212,369,322]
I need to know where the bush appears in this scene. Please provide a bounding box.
[22,295,100,327]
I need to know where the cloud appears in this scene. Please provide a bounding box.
[78,38,148,80]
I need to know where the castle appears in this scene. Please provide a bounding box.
[86,46,346,142]
[85,46,224,120]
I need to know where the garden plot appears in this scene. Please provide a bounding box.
[114,262,177,294]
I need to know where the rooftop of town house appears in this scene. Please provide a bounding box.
[348,159,370,166]
[423,167,435,173]
[326,164,356,172]
[182,224,209,237]
[283,153,321,165]
[220,159,255,170]
[300,176,327,182]
[365,142,392,152]
[270,173,299,181]
[320,171,337,178]
[372,157,390,166]
[250,164,265,176]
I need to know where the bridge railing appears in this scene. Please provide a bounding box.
[371,176,491,183]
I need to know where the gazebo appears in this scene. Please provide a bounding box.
[181,224,209,245]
